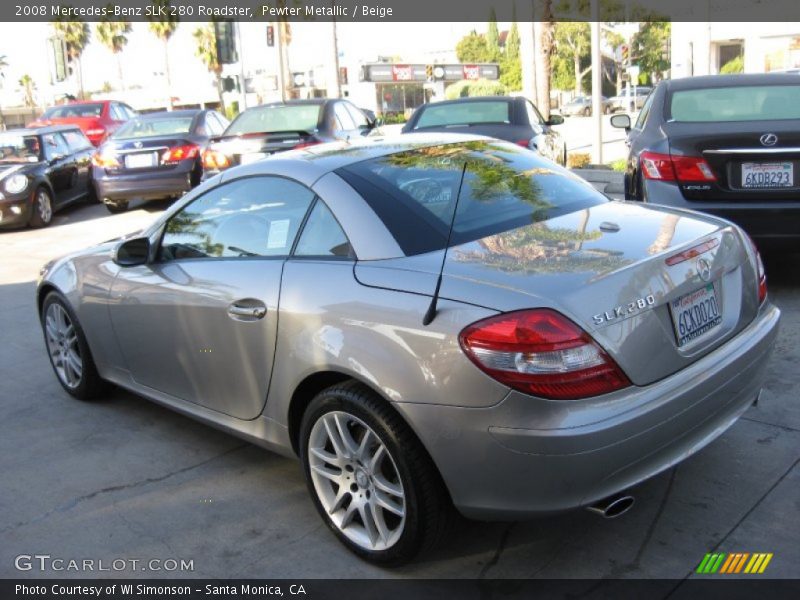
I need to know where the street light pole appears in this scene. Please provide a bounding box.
[590,2,603,165]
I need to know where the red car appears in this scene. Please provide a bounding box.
[28,100,137,147]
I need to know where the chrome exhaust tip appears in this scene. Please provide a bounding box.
[586,493,635,519]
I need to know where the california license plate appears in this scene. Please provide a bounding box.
[741,162,793,188]
[670,283,722,347]
[125,152,157,169]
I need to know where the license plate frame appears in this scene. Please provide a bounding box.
[741,161,793,189]
[125,152,157,169]
[669,282,722,347]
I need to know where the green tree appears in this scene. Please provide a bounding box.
[0,55,8,129]
[95,18,131,92]
[486,8,501,62]
[632,21,671,84]
[19,74,36,107]
[456,30,491,63]
[193,23,225,111]
[51,13,91,99]
[500,7,522,91]
[147,0,180,110]
[554,22,591,95]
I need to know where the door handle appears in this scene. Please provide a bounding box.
[227,303,266,319]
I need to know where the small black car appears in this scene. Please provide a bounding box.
[92,109,229,213]
[401,96,567,166]
[0,125,95,229]
[202,99,377,177]
[611,73,800,245]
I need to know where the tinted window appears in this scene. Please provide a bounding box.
[525,101,545,134]
[414,101,511,129]
[669,85,800,122]
[338,141,605,255]
[205,113,225,135]
[295,200,353,258]
[634,92,655,129]
[0,133,41,163]
[160,177,315,261]
[110,104,126,121]
[334,103,356,130]
[62,129,92,152]
[42,133,70,161]
[42,103,104,119]
[226,105,321,136]
[345,103,369,129]
[121,104,137,119]
[113,117,194,139]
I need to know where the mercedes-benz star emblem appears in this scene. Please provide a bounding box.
[697,258,712,282]
[760,133,778,147]
[134,141,143,149]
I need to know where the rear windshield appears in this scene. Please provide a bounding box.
[42,103,103,119]
[414,101,511,129]
[225,105,321,136]
[337,141,605,255]
[113,117,194,139]
[669,85,800,122]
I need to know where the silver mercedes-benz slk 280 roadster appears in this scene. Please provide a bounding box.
[37,134,779,564]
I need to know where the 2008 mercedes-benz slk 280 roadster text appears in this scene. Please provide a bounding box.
[37,135,779,564]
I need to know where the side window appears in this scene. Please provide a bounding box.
[634,92,655,130]
[294,200,353,258]
[334,103,356,130]
[525,102,545,134]
[122,104,137,119]
[159,177,315,261]
[62,129,92,152]
[42,133,70,161]
[110,103,125,121]
[344,103,368,129]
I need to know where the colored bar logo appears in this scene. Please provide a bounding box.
[696,552,773,574]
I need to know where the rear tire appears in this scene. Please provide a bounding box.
[583,107,591,117]
[41,292,108,400]
[300,381,452,565]
[29,187,53,228]
[105,200,129,214]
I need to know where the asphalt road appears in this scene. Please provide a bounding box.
[1,199,798,580]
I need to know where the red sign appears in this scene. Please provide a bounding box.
[463,65,481,80]
[392,65,413,81]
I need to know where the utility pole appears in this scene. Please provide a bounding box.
[236,21,247,110]
[276,22,289,101]
[590,2,603,165]
[329,15,342,98]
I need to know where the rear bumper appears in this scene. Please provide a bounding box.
[642,179,800,243]
[396,303,780,520]
[93,165,194,203]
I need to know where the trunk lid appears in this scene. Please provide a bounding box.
[99,135,197,175]
[356,202,761,386]
[208,131,316,167]
[665,120,800,201]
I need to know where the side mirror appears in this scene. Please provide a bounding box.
[114,237,150,267]
[547,115,565,126]
[610,114,631,130]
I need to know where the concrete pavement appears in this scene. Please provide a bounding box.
[1,199,798,581]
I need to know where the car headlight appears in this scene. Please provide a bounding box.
[4,173,29,195]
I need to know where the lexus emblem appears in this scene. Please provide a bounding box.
[697,258,712,282]
[134,141,143,148]
[760,133,778,147]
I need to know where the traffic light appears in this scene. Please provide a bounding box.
[266,25,274,47]
[621,44,629,64]
[425,64,433,80]
[214,21,238,65]
[222,76,239,93]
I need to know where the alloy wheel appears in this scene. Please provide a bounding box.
[307,411,406,551]
[44,303,82,389]
[37,189,52,223]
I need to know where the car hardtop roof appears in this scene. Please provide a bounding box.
[251,99,330,109]
[136,109,201,119]
[9,124,85,136]
[665,72,800,91]
[416,96,518,107]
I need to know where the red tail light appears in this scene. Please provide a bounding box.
[459,309,631,400]
[202,149,230,170]
[86,127,106,140]
[92,152,120,168]
[162,144,199,164]
[640,151,716,182]
[294,140,322,150]
[515,139,531,148]
[745,235,767,305]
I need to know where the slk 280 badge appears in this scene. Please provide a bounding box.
[593,294,656,325]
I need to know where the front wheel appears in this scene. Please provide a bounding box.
[105,200,129,214]
[29,187,53,228]
[300,381,451,565]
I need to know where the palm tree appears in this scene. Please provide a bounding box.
[19,74,37,108]
[51,15,91,99]
[193,24,224,111]
[147,0,180,110]
[0,55,8,130]
[95,18,132,92]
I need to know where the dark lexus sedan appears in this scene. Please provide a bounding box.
[202,99,377,177]
[401,96,567,166]
[92,109,229,213]
[612,73,800,245]
[0,125,94,229]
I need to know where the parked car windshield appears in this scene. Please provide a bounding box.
[669,85,800,122]
[112,117,194,139]
[224,105,321,136]
[0,133,41,163]
[337,141,605,255]
[413,101,511,129]
[42,103,104,119]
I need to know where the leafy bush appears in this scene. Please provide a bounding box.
[381,112,407,125]
[720,55,744,74]
[567,152,591,169]
[444,79,508,100]
[608,158,627,172]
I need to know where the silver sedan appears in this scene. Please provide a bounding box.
[37,134,780,564]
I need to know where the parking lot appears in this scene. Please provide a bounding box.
[1,198,798,580]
